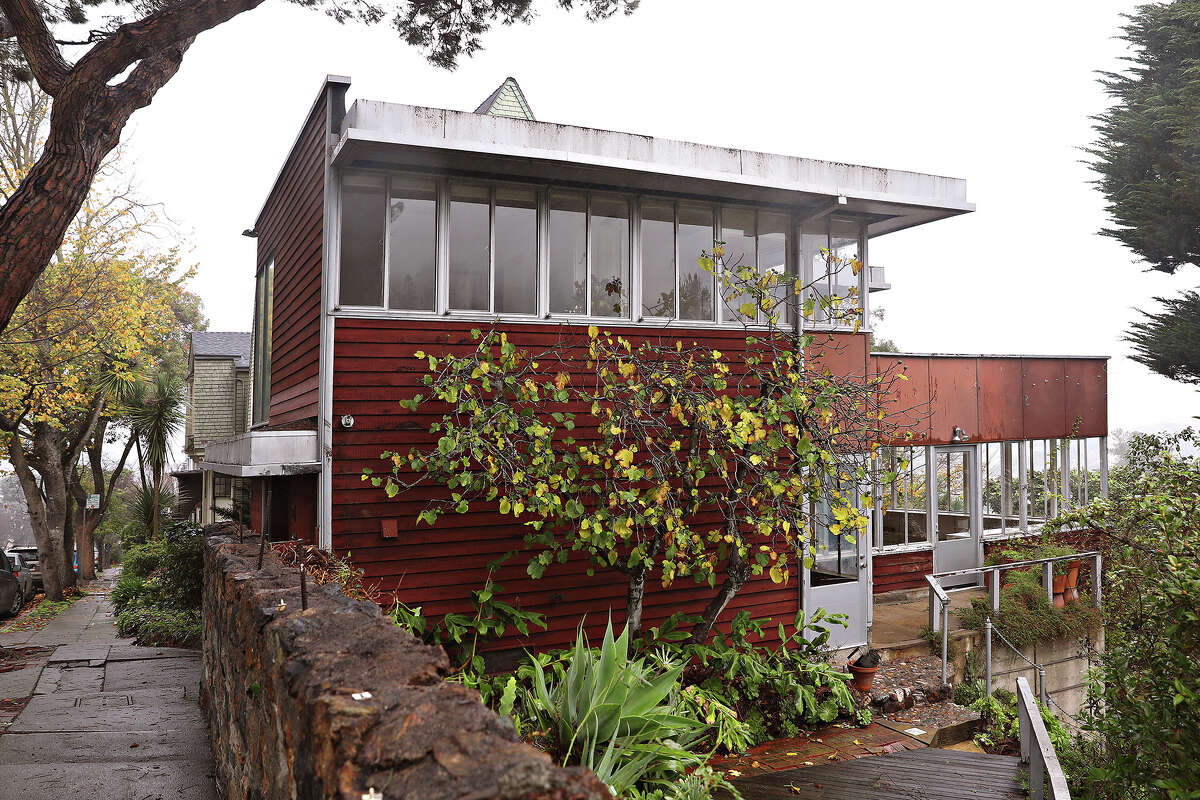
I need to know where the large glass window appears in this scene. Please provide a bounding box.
[549,190,587,315]
[590,195,630,318]
[494,186,537,315]
[641,200,675,318]
[720,207,757,323]
[812,478,865,583]
[678,203,715,321]
[881,446,928,547]
[449,183,490,312]
[251,260,274,424]
[387,176,436,311]
[758,211,791,324]
[339,174,385,306]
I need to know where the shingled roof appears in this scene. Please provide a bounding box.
[474,77,535,121]
[192,331,252,369]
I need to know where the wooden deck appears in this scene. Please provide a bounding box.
[722,747,1025,800]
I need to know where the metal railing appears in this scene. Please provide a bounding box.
[926,550,1102,680]
[1017,676,1072,800]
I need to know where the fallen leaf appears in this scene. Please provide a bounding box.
[853,739,861,745]
[803,761,814,766]
[786,751,798,756]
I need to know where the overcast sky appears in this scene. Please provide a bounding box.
[121,0,1197,437]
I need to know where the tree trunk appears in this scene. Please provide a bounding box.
[625,567,647,640]
[6,429,71,600]
[689,544,751,645]
[152,469,161,538]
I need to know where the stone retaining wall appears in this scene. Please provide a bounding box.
[201,528,606,800]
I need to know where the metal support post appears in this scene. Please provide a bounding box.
[1038,665,1048,708]
[1043,561,1054,606]
[941,601,949,685]
[984,617,993,696]
[989,567,1000,612]
[1092,553,1102,609]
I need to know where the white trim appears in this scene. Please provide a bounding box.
[318,81,341,552]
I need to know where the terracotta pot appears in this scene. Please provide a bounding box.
[1052,574,1067,608]
[847,661,880,691]
[1064,560,1081,603]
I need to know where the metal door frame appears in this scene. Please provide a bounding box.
[932,444,983,588]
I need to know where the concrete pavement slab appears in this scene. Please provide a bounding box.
[34,665,104,694]
[104,656,201,692]
[9,687,204,733]
[106,645,200,661]
[0,729,212,763]
[47,643,110,663]
[0,666,42,699]
[0,761,217,799]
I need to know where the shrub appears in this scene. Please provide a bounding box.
[522,620,712,798]
[957,570,1103,650]
[111,520,204,646]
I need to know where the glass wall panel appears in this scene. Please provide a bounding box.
[813,482,862,582]
[549,191,587,314]
[678,203,715,321]
[721,207,757,322]
[339,173,385,306]
[590,195,630,317]
[881,446,927,547]
[758,211,791,324]
[448,183,490,311]
[494,186,537,315]
[981,443,1005,530]
[640,200,675,318]
[387,176,436,311]
[936,449,971,540]
[828,218,862,328]
[800,219,828,325]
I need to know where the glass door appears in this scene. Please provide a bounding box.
[803,481,870,649]
[933,446,982,587]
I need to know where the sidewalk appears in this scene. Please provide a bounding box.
[0,573,217,799]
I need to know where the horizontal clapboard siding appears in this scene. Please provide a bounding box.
[257,94,326,428]
[873,549,933,594]
[331,317,869,651]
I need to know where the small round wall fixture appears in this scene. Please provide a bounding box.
[341,414,356,429]
[951,426,970,442]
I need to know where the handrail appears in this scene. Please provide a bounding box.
[934,551,1100,580]
[1016,676,1071,800]
[924,574,951,684]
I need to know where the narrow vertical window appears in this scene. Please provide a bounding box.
[590,195,630,318]
[758,211,791,324]
[387,176,437,311]
[549,190,587,314]
[252,260,274,424]
[800,218,828,325]
[640,200,675,318]
[494,186,537,315]
[339,173,385,306]
[829,218,863,328]
[678,203,715,321]
[720,207,756,322]
[449,183,490,311]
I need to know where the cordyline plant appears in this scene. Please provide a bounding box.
[366,247,920,643]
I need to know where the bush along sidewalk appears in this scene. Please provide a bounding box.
[111,520,203,647]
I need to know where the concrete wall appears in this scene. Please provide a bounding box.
[201,527,606,800]
[987,630,1102,719]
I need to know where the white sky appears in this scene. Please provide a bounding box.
[121,0,1198,437]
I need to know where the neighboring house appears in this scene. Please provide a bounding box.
[177,331,253,524]
[202,76,1109,652]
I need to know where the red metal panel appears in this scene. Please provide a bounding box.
[976,358,1025,442]
[873,355,931,445]
[1022,358,1068,440]
[928,358,979,445]
[1065,359,1108,438]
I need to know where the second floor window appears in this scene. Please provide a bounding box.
[335,170,866,329]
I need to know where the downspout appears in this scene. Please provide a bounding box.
[318,75,351,552]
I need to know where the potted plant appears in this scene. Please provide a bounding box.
[847,649,882,691]
[1063,559,1082,603]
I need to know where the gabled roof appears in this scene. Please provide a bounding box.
[192,331,252,369]
[474,77,535,121]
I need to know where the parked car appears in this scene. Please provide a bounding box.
[5,552,32,606]
[10,546,41,591]
[0,552,23,616]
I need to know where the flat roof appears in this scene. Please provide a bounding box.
[333,96,974,237]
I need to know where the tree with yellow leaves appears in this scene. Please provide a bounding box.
[368,245,924,643]
[0,83,198,600]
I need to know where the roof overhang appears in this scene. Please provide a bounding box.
[199,431,320,478]
[333,101,974,238]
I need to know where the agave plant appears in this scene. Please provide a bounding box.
[525,619,709,797]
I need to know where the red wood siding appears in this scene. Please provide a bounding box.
[331,318,868,651]
[872,355,1107,444]
[256,94,326,428]
[873,549,933,594]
